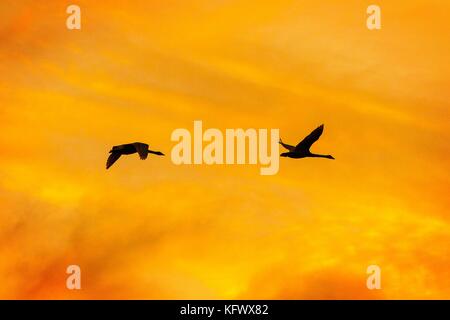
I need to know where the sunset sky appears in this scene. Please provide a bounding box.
[0,0,449,299]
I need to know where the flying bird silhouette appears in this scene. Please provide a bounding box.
[279,124,335,160]
[106,142,164,169]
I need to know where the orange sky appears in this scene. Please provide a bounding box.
[0,0,449,299]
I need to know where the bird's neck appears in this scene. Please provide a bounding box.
[310,153,333,159]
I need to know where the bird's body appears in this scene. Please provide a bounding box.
[106,142,164,169]
[280,124,334,160]
[110,144,139,155]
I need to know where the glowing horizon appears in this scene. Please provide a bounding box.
[0,0,449,299]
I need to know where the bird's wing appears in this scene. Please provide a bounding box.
[295,124,324,151]
[133,143,149,160]
[279,139,296,151]
[106,152,121,169]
